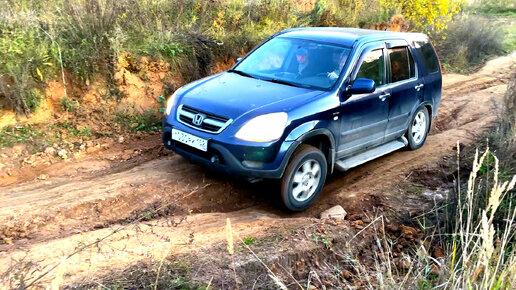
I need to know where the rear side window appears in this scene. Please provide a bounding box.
[414,41,439,73]
[388,47,415,83]
[356,49,385,87]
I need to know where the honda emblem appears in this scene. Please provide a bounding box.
[192,113,205,126]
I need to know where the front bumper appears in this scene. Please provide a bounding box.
[162,121,298,179]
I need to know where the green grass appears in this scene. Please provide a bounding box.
[503,22,516,51]
[310,233,331,249]
[0,121,95,150]
[0,125,46,148]
[114,110,161,133]
[59,97,79,113]
[406,184,424,195]
[242,237,256,246]
[50,122,93,138]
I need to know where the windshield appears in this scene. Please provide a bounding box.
[233,37,351,90]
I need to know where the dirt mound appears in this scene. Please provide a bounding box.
[114,54,178,113]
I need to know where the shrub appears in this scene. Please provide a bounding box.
[114,110,161,133]
[0,12,55,115]
[59,97,78,112]
[55,0,128,82]
[434,15,505,72]
[380,0,462,34]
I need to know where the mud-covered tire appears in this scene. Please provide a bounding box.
[407,106,430,150]
[281,144,327,211]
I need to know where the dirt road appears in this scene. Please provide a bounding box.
[1,52,515,287]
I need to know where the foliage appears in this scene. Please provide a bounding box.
[52,122,93,138]
[465,0,516,15]
[380,0,463,34]
[0,125,45,148]
[0,18,54,115]
[114,110,161,133]
[157,95,166,113]
[444,149,516,288]
[242,237,256,246]
[59,97,79,112]
[311,233,332,249]
[434,15,505,72]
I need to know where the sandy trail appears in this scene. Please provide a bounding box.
[0,52,514,287]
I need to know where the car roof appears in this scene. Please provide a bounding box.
[277,27,428,47]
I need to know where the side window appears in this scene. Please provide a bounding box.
[356,49,385,87]
[388,46,416,83]
[414,41,439,73]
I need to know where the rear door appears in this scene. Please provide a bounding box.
[413,39,442,118]
[384,40,423,142]
[338,43,390,158]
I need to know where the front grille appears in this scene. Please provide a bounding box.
[177,105,232,133]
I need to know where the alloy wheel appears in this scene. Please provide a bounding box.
[291,159,322,202]
[411,111,427,145]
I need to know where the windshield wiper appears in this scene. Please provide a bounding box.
[267,78,309,88]
[228,69,255,79]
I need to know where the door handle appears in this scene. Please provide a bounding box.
[379,93,391,101]
[415,84,424,91]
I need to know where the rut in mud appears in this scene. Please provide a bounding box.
[0,52,515,287]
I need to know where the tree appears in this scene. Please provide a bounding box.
[380,0,463,34]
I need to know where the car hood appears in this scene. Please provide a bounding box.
[178,72,324,121]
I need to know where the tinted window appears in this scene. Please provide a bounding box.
[356,49,385,87]
[388,47,416,83]
[414,41,439,73]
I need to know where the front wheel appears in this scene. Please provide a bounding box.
[407,107,430,150]
[281,144,327,211]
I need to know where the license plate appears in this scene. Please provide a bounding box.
[172,129,208,152]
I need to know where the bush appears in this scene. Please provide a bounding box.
[114,110,161,133]
[434,15,505,72]
[380,0,462,34]
[59,97,79,113]
[0,12,55,115]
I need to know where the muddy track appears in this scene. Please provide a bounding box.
[1,52,515,287]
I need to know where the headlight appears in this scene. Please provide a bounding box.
[165,88,182,115]
[235,112,288,142]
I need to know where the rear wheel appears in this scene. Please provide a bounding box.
[281,144,327,211]
[407,107,430,150]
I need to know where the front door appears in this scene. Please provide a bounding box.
[338,45,390,158]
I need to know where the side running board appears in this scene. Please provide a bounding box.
[335,136,408,171]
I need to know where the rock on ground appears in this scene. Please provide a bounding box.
[319,205,347,220]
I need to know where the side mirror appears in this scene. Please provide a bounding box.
[348,78,375,94]
[236,57,243,63]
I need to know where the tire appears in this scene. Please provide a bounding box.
[281,144,327,211]
[407,106,430,150]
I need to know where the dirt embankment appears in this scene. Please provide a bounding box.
[0,52,515,288]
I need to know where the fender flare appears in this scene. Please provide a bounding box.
[284,121,337,174]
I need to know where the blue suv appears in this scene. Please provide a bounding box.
[163,27,442,211]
